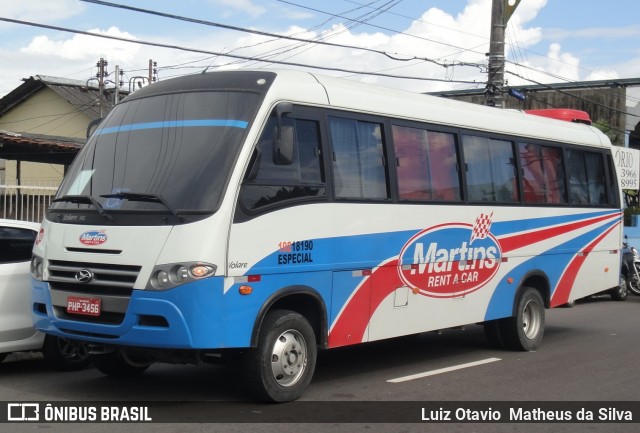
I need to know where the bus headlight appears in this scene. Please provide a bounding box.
[147,262,217,290]
[30,255,44,281]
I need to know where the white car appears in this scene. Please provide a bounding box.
[0,218,89,370]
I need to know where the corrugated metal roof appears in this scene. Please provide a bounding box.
[0,75,128,120]
[0,74,129,165]
[0,130,82,165]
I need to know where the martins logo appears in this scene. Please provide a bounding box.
[79,230,108,246]
[398,212,501,297]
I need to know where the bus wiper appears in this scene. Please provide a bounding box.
[52,195,114,221]
[100,192,185,221]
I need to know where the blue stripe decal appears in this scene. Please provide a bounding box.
[491,210,619,237]
[95,119,249,136]
[484,217,619,320]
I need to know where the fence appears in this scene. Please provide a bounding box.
[1,182,58,223]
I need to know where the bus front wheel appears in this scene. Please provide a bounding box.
[499,286,545,351]
[246,309,317,402]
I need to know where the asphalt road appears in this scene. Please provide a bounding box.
[2,293,640,433]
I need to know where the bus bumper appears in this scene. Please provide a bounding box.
[31,276,252,349]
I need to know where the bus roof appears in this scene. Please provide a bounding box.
[265,69,610,149]
[126,69,610,150]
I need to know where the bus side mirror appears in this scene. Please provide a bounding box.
[86,118,103,139]
[273,103,294,165]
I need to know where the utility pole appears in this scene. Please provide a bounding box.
[96,57,108,117]
[114,65,120,105]
[486,0,520,107]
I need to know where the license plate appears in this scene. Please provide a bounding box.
[66,296,101,317]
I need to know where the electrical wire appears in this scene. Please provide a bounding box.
[0,16,482,85]
[505,70,640,119]
[77,0,463,68]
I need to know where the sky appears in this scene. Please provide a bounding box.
[0,0,639,98]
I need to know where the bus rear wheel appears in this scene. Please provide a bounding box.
[245,310,317,402]
[499,286,545,351]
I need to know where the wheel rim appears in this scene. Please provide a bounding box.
[619,277,627,297]
[522,299,542,340]
[630,279,640,294]
[58,338,88,362]
[270,329,308,387]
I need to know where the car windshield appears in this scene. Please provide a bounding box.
[51,90,261,223]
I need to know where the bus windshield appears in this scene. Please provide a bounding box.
[50,90,261,223]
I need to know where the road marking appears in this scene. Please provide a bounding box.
[387,357,502,383]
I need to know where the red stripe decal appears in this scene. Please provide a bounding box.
[499,213,619,253]
[550,221,620,306]
[328,259,402,348]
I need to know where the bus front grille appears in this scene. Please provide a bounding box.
[47,260,141,293]
[46,260,141,326]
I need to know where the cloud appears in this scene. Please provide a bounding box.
[21,27,140,63]
[0,0,84,28]
[209,0,267,19]
[1,0,631,98]
[232,0,551,92]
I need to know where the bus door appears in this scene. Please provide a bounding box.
[228,104,328,301]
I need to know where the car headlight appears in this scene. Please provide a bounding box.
[146,262,217,290]
[30,255,44,281]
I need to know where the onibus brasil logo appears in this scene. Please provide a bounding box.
[398,212,501,298]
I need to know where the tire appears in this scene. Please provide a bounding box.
[610,274,629,301]
[42,336,91,371]
[627,271,640,296]
[499,287,545,351]
[245,310,317,402]
[91,351,150,377]
[0,353,8,364]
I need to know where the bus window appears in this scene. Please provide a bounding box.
[567,149,607,205]
[585,152,607,205]
[518,143,566,204]
[241,116,326,211]
[392,125,460,201]
[329,117,389,200]
[606,154,619,206]
[462,135,518,203]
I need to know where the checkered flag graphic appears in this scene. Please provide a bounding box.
[469,212,493,245]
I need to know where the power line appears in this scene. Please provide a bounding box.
[340,0,620,82]
[505,70,640,119]
[0,16,483,85]
[241,0,405,69]
[524,91,630,139]
[277,0,485,58]
[78,0,461,68]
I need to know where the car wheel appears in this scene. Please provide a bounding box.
[0,353,8,364]
[610,274,628,301]
[42,335,91,371]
